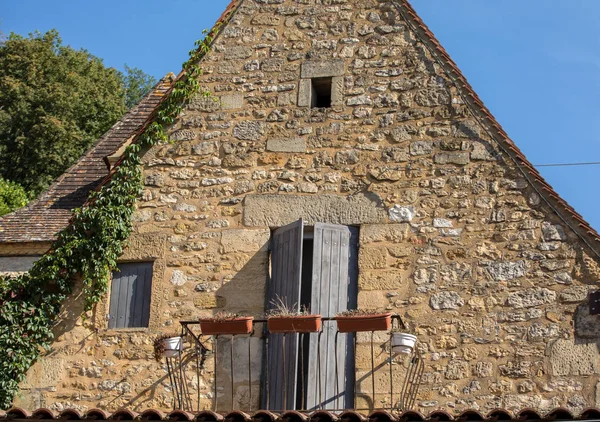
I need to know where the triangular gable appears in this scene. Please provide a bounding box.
[397,0,600,252]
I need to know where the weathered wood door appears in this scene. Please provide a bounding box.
[306,223,358,410]
[265,219,304,410]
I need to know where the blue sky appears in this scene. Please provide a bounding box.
[3,1,600,231]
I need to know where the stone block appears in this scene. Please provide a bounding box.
[559,285,589,303]
[430,291,464,310]
[360,224,410,244]
[220,94,244,110]
[194,293,219,309]
[21,358,66,389]
[298,79,312,107]
[542,221,567,241]
[358,270,406,291]
[266,137,306,153]
[550,339,600,376]
[483,260,527,281]
[220,229,270,253]
[331,76,344,106]
[170,129,195,141]
[358,246,388,269]
[472,361,494,377]
[189,95,221,112]
[498,361,531,378]
[170,270,188,286]
[434,152,470,165]
[233,121,265,141]
[192,141,218,156]
[507,287,556,309]
[388,205,415,222]
[410,141,433,156]
[445,360,469,380]
[243,193,387,227]
[357,290,389,309]
[301,60,345,78]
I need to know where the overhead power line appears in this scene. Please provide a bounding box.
[532,161,600,168]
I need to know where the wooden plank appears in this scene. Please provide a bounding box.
[140,263,152,327]
[131,264,146,328]
[265,219,303,410]
[116,265,130,329]
[306,224,358,410]
[108,268,121,329]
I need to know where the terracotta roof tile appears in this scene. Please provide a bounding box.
[2,407,600,421]
[0,77,173,243]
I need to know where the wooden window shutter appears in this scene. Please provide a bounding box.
[108,262,153,329]
[265,219,304,410]
[306,223,358,410]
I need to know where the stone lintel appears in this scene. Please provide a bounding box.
[301,60,345,78]
[243,193,387,227]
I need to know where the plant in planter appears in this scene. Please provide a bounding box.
[153,333,185,361]
[267,296,322,333]
[198,311,254,335]
[334,309,392,333]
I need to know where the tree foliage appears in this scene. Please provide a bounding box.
[0,20,223,407]
[0,178,28,216]
[0,30,155,196]
[122,64,157,109]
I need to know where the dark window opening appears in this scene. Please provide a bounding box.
[311,77,332,108]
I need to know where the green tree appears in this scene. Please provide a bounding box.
[122,64,157,109]
[0,178,28,216]
[0,29,155,196]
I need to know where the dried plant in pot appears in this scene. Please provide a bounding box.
[334,309,392,333]
[198,311,254,335]
[153,333,185,361]
[267,296,322,333]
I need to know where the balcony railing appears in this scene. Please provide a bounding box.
[163,315,423,413]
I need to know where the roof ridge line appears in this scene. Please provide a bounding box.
[397,0,600,258]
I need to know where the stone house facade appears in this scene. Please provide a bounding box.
[1,0,600,416]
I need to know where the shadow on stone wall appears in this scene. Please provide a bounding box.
[213,247,269,411]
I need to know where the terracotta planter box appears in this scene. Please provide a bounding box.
[198,317,254,335]
[267,315,322,333]
[335,312,392,333]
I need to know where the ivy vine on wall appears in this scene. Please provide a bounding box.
[0,24,223,408]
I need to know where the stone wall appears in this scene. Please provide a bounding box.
[17,0,600,415]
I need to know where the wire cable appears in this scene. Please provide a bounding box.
[533,161,600,167]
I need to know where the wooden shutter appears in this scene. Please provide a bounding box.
[265,219,304,410]
[108,262,153,329]
[306,224,358,410]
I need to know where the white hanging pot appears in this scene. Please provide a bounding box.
[391,333,417,354]
[163,336,184,357]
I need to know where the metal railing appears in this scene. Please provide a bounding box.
[167,315,423,413]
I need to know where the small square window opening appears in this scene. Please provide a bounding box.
[311,77,332,108]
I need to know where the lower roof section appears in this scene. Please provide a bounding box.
[3,407,600,422]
